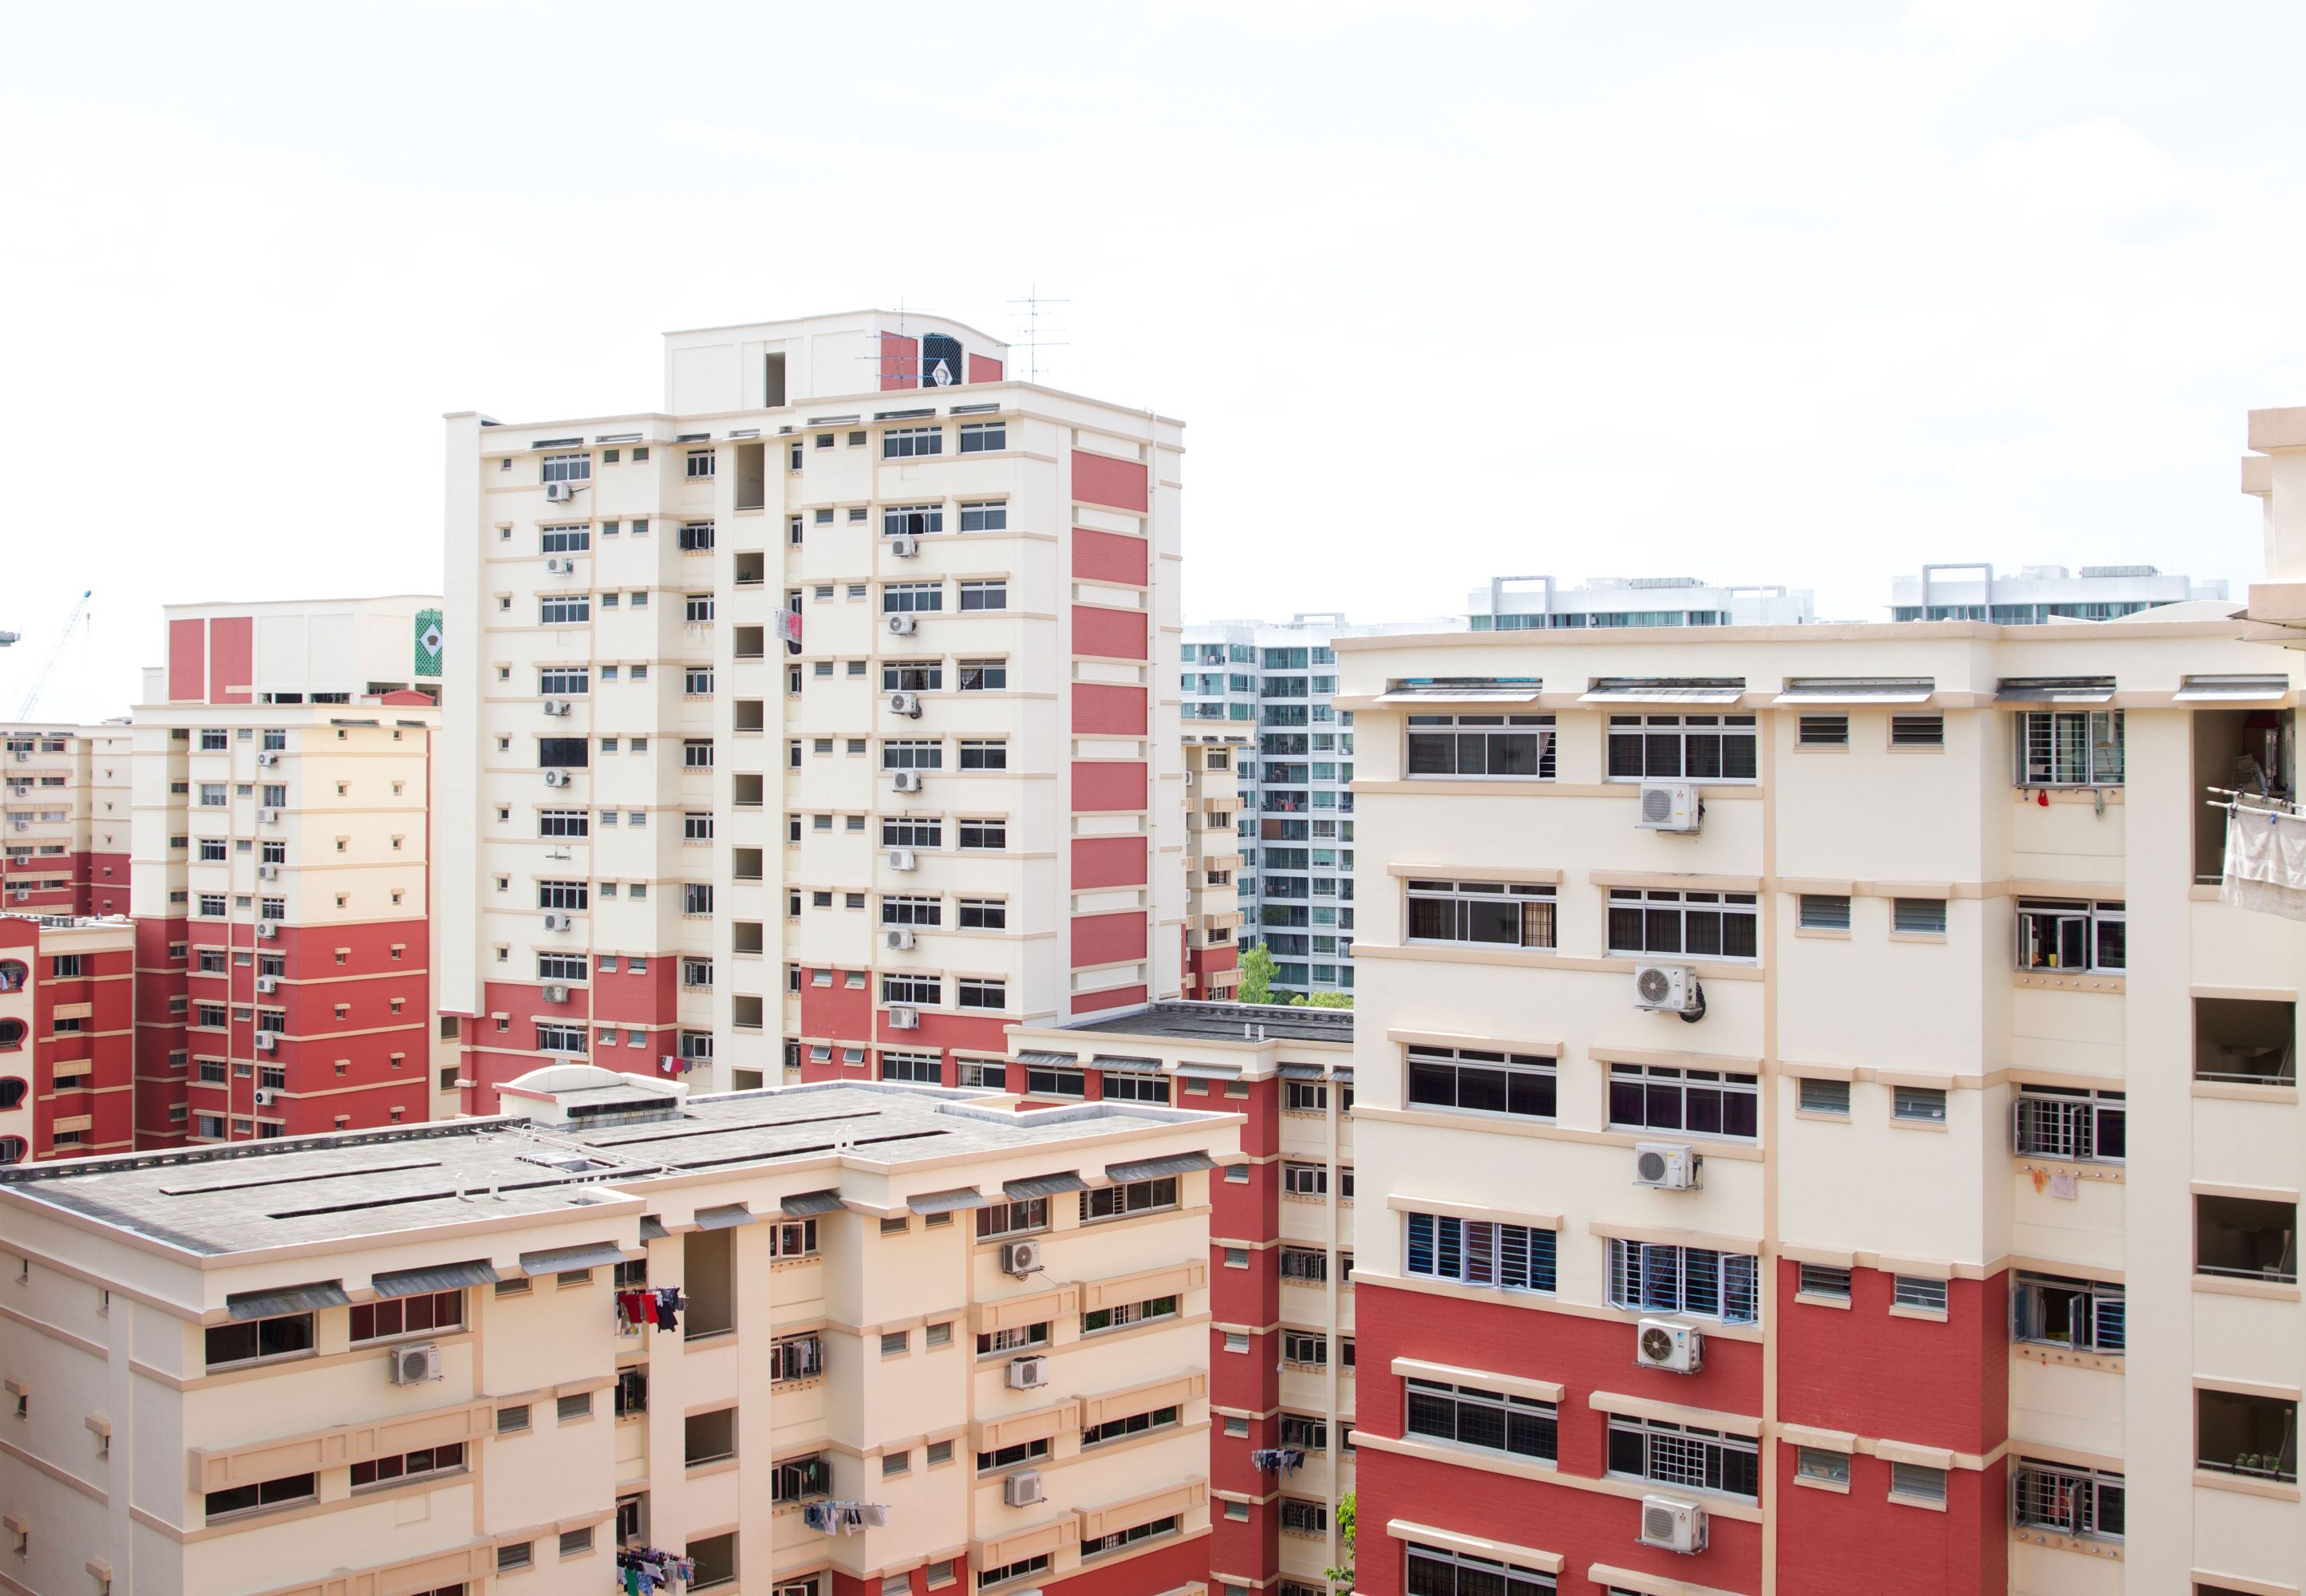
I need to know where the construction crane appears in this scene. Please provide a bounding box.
[13,591,93,720]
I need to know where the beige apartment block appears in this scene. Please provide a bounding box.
[440,310,1184,1115]
[1182,739,1246,1001]
[0,1066,1238,1596]
[0,721,132,918]
[1333,606,2304,1596]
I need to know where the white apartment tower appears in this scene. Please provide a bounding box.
[444,311,1184,1108]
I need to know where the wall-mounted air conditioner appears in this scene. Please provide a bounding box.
[886,614,918,636]
[1001,1240,1043,1277]
[889,692,921,718]
[1638,1495,1707,1554]
[1634,964,1702,1018]
[887,1005,919,1029]
[543,913,572,931]
[888,848,917,871]
[388,1343,444,1385]
[1635,1317,1704,1374]
[893,771,923,794]
[1002,1468,1045,1507]
[1637,781,1701,833]
[885,928,915,951]
[1633,1142,1700,1190]
[1005,1357,1048,1391]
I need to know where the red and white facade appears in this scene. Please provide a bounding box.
[2,721,132,915]
[128,598,444,1146]
[440,309,1185,1108]
[0,911,135,1162]
[1183,738,1246,1000]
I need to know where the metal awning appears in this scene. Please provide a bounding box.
[780,1191,846,1217]
[369,1261,497,1299]
[226,1281,350,1321]
[1106,1151,1218,1183]
[908,1187,989,1214]
[1331,1068,1355,1085]
[1376,682,1542,704]
[1176,1062,1242,1080]
[519,1242,628,1277]
[693,1204,759,1231]
[1278,1063,1324,1080]
[638,1215,670,1241]
[1016,1050,1077,1067]
[1093,1054,1161,1069]
[1004,1171,1088,1200]
[1580,679,1747,705]
[2174,675,2292,702]
[1775,678,1935,705]
[1996,678,2115,703]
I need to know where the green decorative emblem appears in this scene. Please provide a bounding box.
[415,609,444,678]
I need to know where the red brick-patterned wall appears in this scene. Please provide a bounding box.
[1072,527,1148,587]
[1072,605,1150,662]
[1071,450,1150,512]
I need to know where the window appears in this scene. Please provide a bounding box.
[1892,1086,1947,1123]
[1407,1047,1555,1119]
[2012,1085,2125,1162]
[1605,1239,1759,1324]
[542,452,590,483]
[1798,1077,1850,1115]
[685,448,716,478]
[684,739,716,769]
[958,820,1005,850]
[884,426,942,459]
[537,1023,587,1054]
[978,1436,1051,1473]
[352,1441,466,1489]
[2016,899,2125,973]
[539,810,589,839]
[1082,1177,1176,1222]
[1083,1514,1179,1558]
[772,1333,824,1382]
[977,1321,1050,1356]
[959,579,1008,611]
[1407,1381,1558,1462]
[881,1330,910,1357]
[958,978,1005,1009]
[1798,713,1849,747]
[1081,1294,1178,1333]
[772,1219,819,1258]
[1285,1080,1329,1112]
[1606,1414,1759,1499]
[977,1198,1049,1238]
[958,502,1007,532]
[205,1312,315,1369]
[883,818,942,848]
[1280,1500,1327,1535]
[539,525,590,554]
[1607,1062,1759,1139]
[880,1050,939,1084]
[884,582,942,614]
[351,1290,464,1342]
[883,740,942,770]
[883,659,943,693]
[1405,1212,1555,1292]
[1797,1263,1851,1300]
[1406,1544,1554,1596]
[1084,1404,1179,1448]
[2011,1460,2124,1539]
[1281,1330,1328,1365]
[538,880,589,911]
[884,503,945,539]
[2197,1388,2298,1483]
[539,737,587,768]
[1406,714,1557,778]
[959,421,1005,452]
[1795,1446,1851,1485]
[979,1555,1050,1590]
[1893,1275,1948,1313]
[539,594,590,625]
[1101,1070,1166,1104]
[1608,714,1758,781]
[1606,889,1759,960]
[1891,713,1944,748]
[1798,894,1851,930]
[882,974,941,1006]
[1024,1064,1084,1097]
[2015,709,2123,787]
[2012,1272,2124,1352]
[1893,898,1947,934]
[1406,880,1555,947]
[958,659,1007,691]
[205,1470,317,1520]
[686,667,715,696]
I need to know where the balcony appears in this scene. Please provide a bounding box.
[2197,997,2296,1086]
[2197,1195,2298,1285]
[2197,1388,2297,1485]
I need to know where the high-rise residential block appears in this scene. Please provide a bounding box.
[1468,575,1818,630]
[1,721,132,915]
[1337,609,2302,1593]
[1182,737,1246,1000]
[128,598,444,1147]
[1889,562,2229,623]
[0,911,135,1162]
[0,1065,1235,1596]
[441,310,1183,1108]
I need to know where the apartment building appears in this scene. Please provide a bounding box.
[1337,609,2303,1594]
[0,911,135,1163]
[1467,575,1818,631]
[442,310,1183,1108]
[1003,1001,1357,1596]
[0,1066,1234,1596]
[1889,562,2229,624]
[128,598,444,1148]
[1182,737,1246,1000]
[1,721,132,915]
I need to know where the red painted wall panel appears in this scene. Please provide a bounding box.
[168,618,205,701]
[1043,1530,1208,1596]
[208,614,253,705]
[1776,1450,2005,1596]
[1072,527,1150,587]
[1072,684,1147,736]
[1071,449,1150,512]
[1072,760,1147,812]
[1069,983,1147,1017]
[1073,911,1147,966]
[967,353,1004,384]
[1776,1262,2008,1454]
[1072,605,1150,661]
[1071,836,1147,890]
[879,331,918,391]
[799,969,875,1045]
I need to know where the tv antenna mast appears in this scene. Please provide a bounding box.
[1008,286,1069,384]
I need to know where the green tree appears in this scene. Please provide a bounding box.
[1325,1490,1356,1592]
[1236,944,1277,1005]
[1289,991,1353,1009]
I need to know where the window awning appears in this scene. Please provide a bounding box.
[369,1261,498,1299]
[638,1215,670,1242]
[1093,1054,1161,1069]
[1016,1050,1076,1067]
[519,1242,628,1276]
[908,1187,989,1214]
[1332,1068,1355,1085]
[227,1281,350,1320]
[780,1191,846,1218]
[2174,674,2292,702]
[1278,1063,1324,1080]
[1176,1062,1242,1080]
[1580,679,1747,705]
[1775,678,1935,705]
[1996,678,2115,703]
[693,1204,759,1231]
[1376,681,1542,704]
[1004,1171,1088,1199]
[1106,1151,1217,1183]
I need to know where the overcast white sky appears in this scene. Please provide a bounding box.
[5,0,2304,720]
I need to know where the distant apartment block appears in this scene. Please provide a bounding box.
[1890,562,2229,623]
[128,598,444,1148]
[441,310,1183,1109]
[1,721,131,915]
[1469,575,1817,630]
[0,911,134,1161]
[1181,737,1247,1001]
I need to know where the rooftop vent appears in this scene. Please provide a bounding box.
[2079,565,2160,579]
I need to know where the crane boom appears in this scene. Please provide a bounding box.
[14,591,93,720]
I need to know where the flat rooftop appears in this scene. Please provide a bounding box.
[1059,1000,1354,1046]
[0,1083,1210,1258]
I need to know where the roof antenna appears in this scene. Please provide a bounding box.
[1008,286,1069,385]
